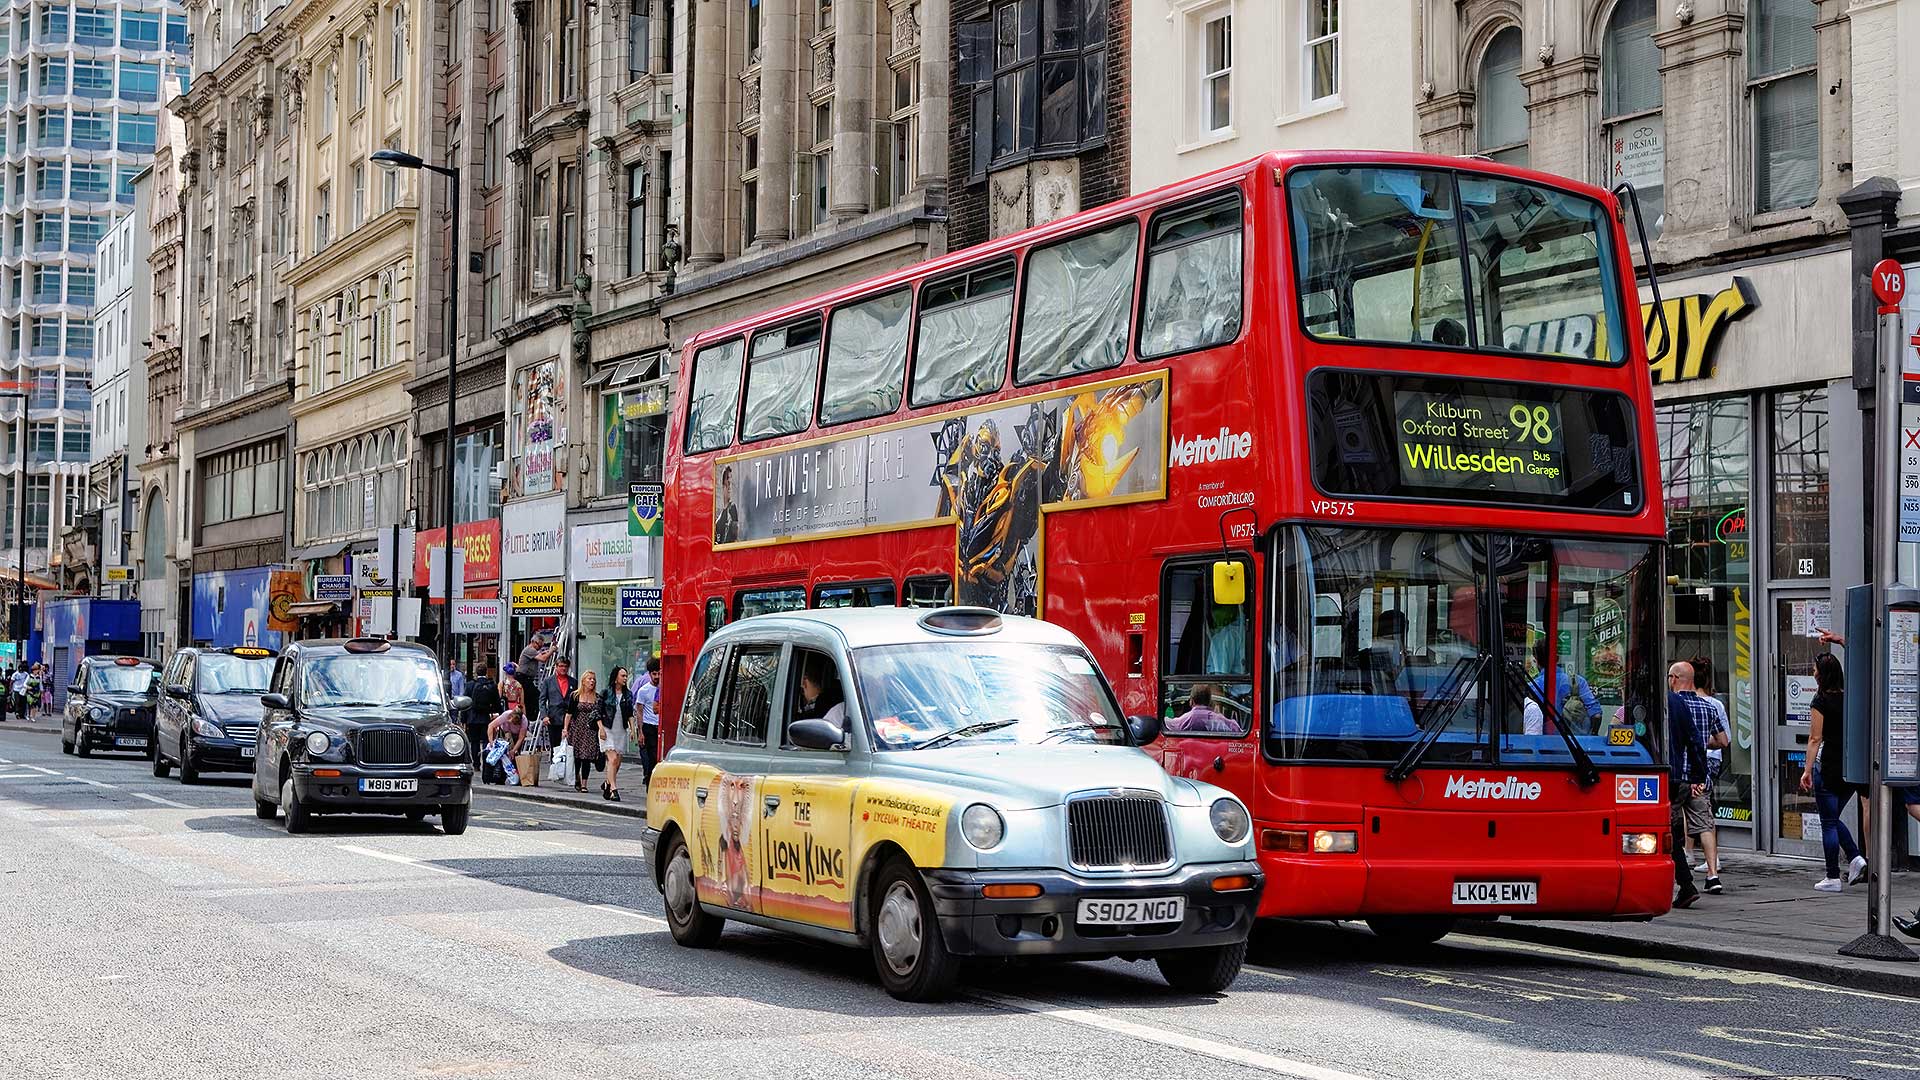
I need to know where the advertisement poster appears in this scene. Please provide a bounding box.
[452,598,504,635]
[712,371,1167,616]
[1609,115,1664,191]
[570,521,653,582]
[502,494,567,581]
[510,579,565,615]
[1585,598,1625,703]
[619,585,662,628]
[413,519,503,587]
[313,575,353,602]
[192,568,286,651]
[520,359,562,497]
[266,570,303,634]
[629,482,664,537]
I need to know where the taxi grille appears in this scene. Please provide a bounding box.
[357,728,417,766]
[223,724,259,745]
[113,707,155,733]
[1066,794,1172,870]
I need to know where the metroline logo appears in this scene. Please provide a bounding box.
[1443,775,1543,801]
[1169,427,1253,467]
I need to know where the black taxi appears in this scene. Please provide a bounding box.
[152,645,278,782]
[249,638,475,834]
[62,655,160,757]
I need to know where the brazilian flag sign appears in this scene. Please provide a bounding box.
[629,482,664,537]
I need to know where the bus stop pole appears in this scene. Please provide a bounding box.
[1841,280,1918,960]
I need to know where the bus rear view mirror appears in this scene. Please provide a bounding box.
[1213,561,1245,608]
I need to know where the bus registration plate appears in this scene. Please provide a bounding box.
[1076,897,1186,926]
[1452,881,1536,906]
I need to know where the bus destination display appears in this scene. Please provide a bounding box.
[1393,390,1567,496]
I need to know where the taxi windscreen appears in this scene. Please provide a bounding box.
[853,642,1127,750]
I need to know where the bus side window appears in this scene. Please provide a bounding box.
[904,575,952,608]
[1140,191,1244,359]
[820,289,913,426]
[705,598,727,633]
[686,338,745,452]
[741,316,823,441]
[735,586,807,620]
[1016,219,1140,384]
[1160,557,1254,738]
[911,261,1015,407]
[814,580,898,608]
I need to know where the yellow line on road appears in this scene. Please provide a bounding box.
[1377,996,1513,1024]
[1453,934,1920,1003]
[1656,1050,1775,1075]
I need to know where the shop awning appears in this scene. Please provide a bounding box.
[291,541,352,562]
[287,600,341,618]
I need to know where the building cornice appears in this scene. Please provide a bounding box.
[176,377,295,434]
[281,208,417,290]
[289,360,414,421]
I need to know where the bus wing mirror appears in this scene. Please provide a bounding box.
[1213,561,1245,608]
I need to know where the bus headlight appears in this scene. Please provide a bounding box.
[1621,832,1659,856]
[961,804,1004,850]
[1312,830,1359,854]
[1209,798,1251,843]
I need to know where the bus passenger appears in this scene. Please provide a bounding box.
[1169,684,1237,734]
[1530,639,1600,733]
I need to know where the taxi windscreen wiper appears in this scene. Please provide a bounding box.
[1502,661,1601,788]
[914,719,1020,750]
[1387,654,1487,782]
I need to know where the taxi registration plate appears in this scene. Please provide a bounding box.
[114,737,146,748]
[1076,897,1186,926]
[1452,881,1537,906]
[359,778,417,793]
[241,746,256,758]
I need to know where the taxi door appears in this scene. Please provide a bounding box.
[1155,556,1262,797]
[691,641,783,917]
[756,646,859,933]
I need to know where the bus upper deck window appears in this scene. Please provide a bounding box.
[741,317,823,441]
[820,288,912,426]
[911,261,1015,407]
[1015,219,1139,384]
[1288,166,1468,349]
[1457,177,1622,364]
[1140,192,1243,358]
[686,338,745,452]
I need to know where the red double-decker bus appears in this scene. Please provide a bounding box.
[660,150,1673,940]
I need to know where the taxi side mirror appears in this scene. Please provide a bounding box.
[67,682,81,694]
[450,695,474,713]
[260,693,291,711]
[1212,561,1245,608]
[165,684,192,700]
[787,718,846,752]
[1127,713,1163,745]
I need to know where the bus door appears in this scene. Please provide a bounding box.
[1156,555,1258,794]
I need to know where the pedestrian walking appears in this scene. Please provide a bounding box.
[10,664,27,718]
[1802,652,1868,892]
[559,669,604,794]
[601,666,633,801]
[1673,659,1731,893]
[0,665,11,722]
[636,657,661,785]
[464,663,500,770]
[1666,683,1710,909]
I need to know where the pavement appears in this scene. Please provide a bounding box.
[6,726,1916,1080]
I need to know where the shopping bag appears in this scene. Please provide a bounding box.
[483,739,508,767]
[502,756,519,786]
[516,752,540,786]
[550,743,574,782]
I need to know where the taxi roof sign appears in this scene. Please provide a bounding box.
[917,607,1005,637]
[230,646,274,657]
[344,638,392,653]
[113,656,144,666]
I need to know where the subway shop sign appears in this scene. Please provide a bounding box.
[1505,277,1757,386]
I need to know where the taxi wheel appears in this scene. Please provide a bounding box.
[405,808,428,823]
[1364,916,1456,947]
[441,805,469,835]
[73,727,90,757]
[662,833,723,947]
[281,777,310,834]
[1154,940,1248,994]
[177,739,199,784]
[151,742,171,778]
[253,792,276,819]
[870,857,957,1002]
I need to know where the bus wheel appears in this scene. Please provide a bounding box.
[1364,916,1456,946]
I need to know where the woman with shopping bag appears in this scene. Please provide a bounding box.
[559,669,606,794]
[483,704,529,785]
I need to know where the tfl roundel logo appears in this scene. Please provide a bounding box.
[1615,775,1660,804]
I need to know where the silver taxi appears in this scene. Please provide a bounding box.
[643,607,1263,1001]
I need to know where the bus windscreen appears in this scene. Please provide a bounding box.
[1308,370,1641,511]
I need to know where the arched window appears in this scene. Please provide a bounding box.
[381,429,397,464]
[1748,0,1818,211]
[142,495,166,578]
[1602,0,1663,236]
[1475,28,1527,165]
[390,4,408,83]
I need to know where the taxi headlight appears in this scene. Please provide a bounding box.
[190,716,225,739]
[88,705,110,722]
[1209,798,1251,844]
[304,731,332,757]
[442,730,467,759]
[961,803,1004,850]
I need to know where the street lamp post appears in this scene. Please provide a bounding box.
[0,382,27,658]
[372,149,461,671]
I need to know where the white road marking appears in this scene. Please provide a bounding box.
[590,903,669,927]
[976,992,1377,1080]
[1377,996,1513,1025]
[73,777,114,789]
[0,772,43,780]
[131,792,190,809]
[1858,1061,1920,1073]
[24,765,60,775]
[1656,1050,1774,1075]
[337,844,464,877]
